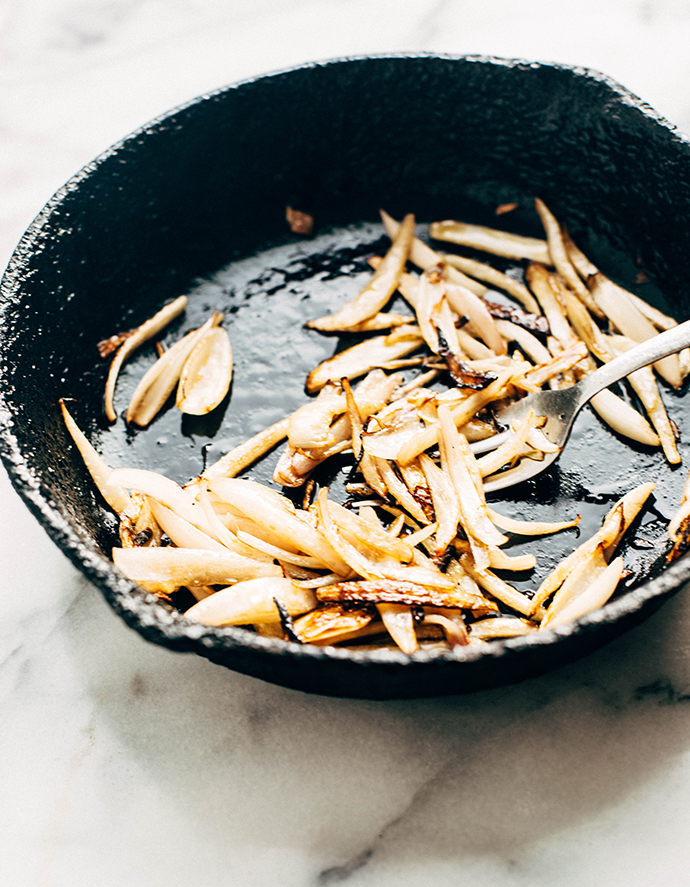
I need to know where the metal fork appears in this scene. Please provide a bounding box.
[469,318,690,493]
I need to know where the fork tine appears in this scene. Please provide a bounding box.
[469,428,513,455]
[482,451,561,493]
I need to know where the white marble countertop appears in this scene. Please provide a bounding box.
[4,2,690,885]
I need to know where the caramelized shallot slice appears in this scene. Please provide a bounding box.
[429,219,552,264]
[176,326,232,415]
[540,557,624,630]
[316,578,477,609]
[530,481,655,612]
[126,312,222,426]
[306,213,414,331]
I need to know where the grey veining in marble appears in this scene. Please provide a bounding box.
[4,2,690,885]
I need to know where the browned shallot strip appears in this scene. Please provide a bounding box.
[541,557,625,630]
[104,295,188,422]
[293,605,375,644]
[307,213,415,331]
[380,210,486,295]
[530,481,655,612]
[306,327,424,393]
[534,199,604,317]
[429,219,552,264]
[184,577,317,626]
[316,578,478,609]
[440,252,541,314]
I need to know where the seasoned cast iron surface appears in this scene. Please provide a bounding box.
[3,54,690,697]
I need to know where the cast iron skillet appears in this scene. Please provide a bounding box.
[2,54,690,699]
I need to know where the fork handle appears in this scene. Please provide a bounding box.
[578,317,690,402]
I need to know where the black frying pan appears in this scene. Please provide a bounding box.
[2,54,690,698]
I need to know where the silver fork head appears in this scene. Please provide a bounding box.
[479,384,586,493]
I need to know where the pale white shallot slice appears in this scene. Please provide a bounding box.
[176,326,232,415]
[104,295,187,422]
[380,210,486,295]
[589,273,682,388]
[377,604,419,653]
[113,546,282,588]
[60,400,131,514]
[209,478,348,575]
[184,577,317,626]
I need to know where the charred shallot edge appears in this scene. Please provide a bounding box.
[103,294,188,422]
[306,213,415,331]
[126,311,223,426]
[481,298,550,337]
